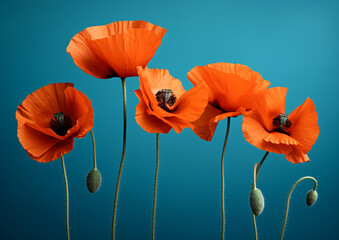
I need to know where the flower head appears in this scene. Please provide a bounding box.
[242,87,319,163]
[67,20,167,79]
[187,62,270,141]
[135,67,209,134]
[16,83,94,163]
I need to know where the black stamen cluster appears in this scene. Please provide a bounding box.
[155,89,177,112]
[272,114,292,133]
[50,112,73,136]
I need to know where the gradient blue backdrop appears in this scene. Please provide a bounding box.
[2,0,338,239]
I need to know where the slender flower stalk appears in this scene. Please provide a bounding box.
[152,133,160,240]
[61,155,70,240]
[90,129,97,169]
[280,176,318,240]
[221,117,231,240]
[112,78,127,240]
[251,151,269,240]
[252,152,269,189]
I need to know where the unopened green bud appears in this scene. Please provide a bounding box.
[86,168,102,193]
[250,188,265,216]
[306,190,318,206]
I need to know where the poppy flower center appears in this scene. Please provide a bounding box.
[50,112,73,136]
[155,89,177,112]
[272,113,292,133]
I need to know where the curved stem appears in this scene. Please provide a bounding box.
[152,133,160,240]
[221,117,231,240]
[251,151,269,240]
[61,155,70,240]
[252,163,259,190]
[252,152,269,189]
[112,77,127,240]
[90,129,97,169]
[280,176,318,240]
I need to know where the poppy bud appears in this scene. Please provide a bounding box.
[250,188,265,216]
[306,190,318,206]
[86,169,102,193]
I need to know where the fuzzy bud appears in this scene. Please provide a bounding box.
[86,169,102,193]
[250,188,265,216]
[306,190,318,206]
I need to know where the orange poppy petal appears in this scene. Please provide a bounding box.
[188,65,266,112]
[191,104,224,141]
[137,67,186,116]
[165,117,194,133]
[242,110,293,154]
[171,84,209,122]
[251,87,287,132]
[265,87,287,115]
[137,67,186,98]
[135,90,171,134]
[263,132,300,146]
[28,138,75,163]
[213,107,246,123]
[64,87,94,138]
[16,83,74,129]
[207,62,270,90]
[16,83,94,163]
[18,123,61,159]
[284,147,310,164]
[288,98,319,153]
[67,21,167,79]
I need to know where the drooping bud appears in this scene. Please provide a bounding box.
[86,168,102,193]
[250,188,265,216]
[306,190,318,206]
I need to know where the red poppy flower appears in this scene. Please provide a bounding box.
[242,87,319,163]
[67,20,167,79]
[16,83,94,163]
[135,67,209,134]
[187,62,270,141]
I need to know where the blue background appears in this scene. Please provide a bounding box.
[1,0,338,239]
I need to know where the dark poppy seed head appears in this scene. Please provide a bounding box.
[155,89,177,112]
[272,113,292,133]
[50,112,72,136]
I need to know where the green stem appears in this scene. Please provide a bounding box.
[61,155,70,240]
[112,77,127,240]
[90,129,97,169]
[280,176,318,240]
[152,133,160,240]
[252,152,269,189]
[251,151,269,240]
[221,117,231,240]
[252,214,257,240]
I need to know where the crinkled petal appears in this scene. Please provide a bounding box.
[67,21,166,79]
[137,67,186,117]
[18,124,61,159]
[242,110,293,154]
[28,138,75,163]
[207,62,270,90]
[284,147,310,164]
[288,98,319,153]
[191,104,223,141]
[187,65,267,113]
[16,83,74,129]
[64,87,94,138]
[213,107,246,123]
[135,90,171,134]
[171,84,209,122]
